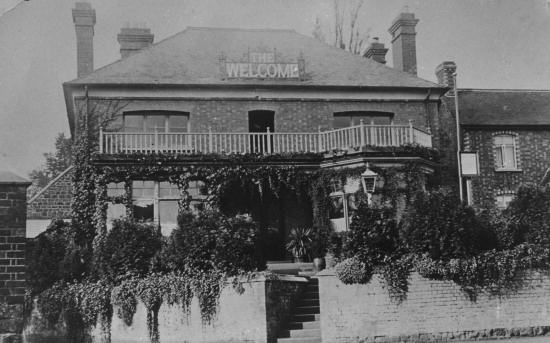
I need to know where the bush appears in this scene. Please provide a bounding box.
[400,188,495,260]
[506,185,550,246]
[156,211,261,275]
[345,203,399,263]
[27,220,89,294]
[327,231,347,260]
[335,256,373,284]
[96,219,163,281]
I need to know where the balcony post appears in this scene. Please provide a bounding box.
[318,126,323,153]
[155,125,159,153]
[408,119,414,144]
[359,119,365,148]
[99,126,103,154]
[208,126,213,153]
[266,127,272,154]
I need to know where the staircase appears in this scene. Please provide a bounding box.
[277,278,322,343]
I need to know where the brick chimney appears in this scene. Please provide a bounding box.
[388,11,419,75]
[117,25,154,59]
[435,61,457,96]
[72,2,96,78]
[363,37,388,64]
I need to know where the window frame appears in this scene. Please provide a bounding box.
[123,111,190,133]
[493,133,519,171]
[495,193,515,210]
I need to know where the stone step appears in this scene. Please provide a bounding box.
[277,337,321,343]
[295,299,319,307]
[279,329,321,338]
[293,306,320,314]
[291,313,321,322]
[287,321,321,330]
[302,292,319,299]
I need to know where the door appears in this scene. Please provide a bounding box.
[248,110,274,153]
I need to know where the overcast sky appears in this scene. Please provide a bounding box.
[1,0,550,177]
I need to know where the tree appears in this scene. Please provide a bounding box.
[313,0,370,55]
[28,132,73,197]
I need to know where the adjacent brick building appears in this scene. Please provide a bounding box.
[436,62,550,209]
[0,171,30,342]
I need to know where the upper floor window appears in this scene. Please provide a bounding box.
[123,111,189,133]
[333,111,393,129]
[496,193,515,210]
[494,134,517,170]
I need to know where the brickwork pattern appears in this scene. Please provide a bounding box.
[27,169,73,220]
[0,183,28,342]
[318,271,550,343]
[464,128,550,209]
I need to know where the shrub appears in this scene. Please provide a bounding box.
[157,210,261,275]
[400,188,494,260]
[310,226,330,258]
[335,256,373,284]
[345,203,399,263]
[96,219,163,281]
[506,185,550,246]
[27,220,89,294]
[327,231,347,260]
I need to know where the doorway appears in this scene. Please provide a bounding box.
[248,110,274,153]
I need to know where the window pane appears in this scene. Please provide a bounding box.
[145,115,166,132]
[133,200,154,221]
[496,195,514,209]
[107,203,126,221]
[333,116,351,129]
[494,135,514,145]
[159,182,179,198]
[107,182,125,197]
[159,200,179,226]
[502,146,516,168]
[329,196,344,219]
[132,181,155,199]
[495,148,504,168]
[169,115,188,133]
[124,115,144,131]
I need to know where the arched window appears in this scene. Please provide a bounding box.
[333,111,393,129]
[495,193,515,210]
[493,134,517,170]
[123,111,189,133]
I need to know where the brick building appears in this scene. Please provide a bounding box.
[436,62,550,209]
[30,3,455,250]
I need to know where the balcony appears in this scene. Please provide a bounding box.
[99,122,432,155]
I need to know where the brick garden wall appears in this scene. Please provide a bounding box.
[463,128,550,209]
[318,270,550,343]
[23,276,308,343]
[0,182,29,341]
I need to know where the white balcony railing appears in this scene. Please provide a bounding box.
[99,121,432,155]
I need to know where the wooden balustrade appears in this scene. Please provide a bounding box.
[99,123,432,155]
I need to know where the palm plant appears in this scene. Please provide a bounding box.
[286,227,313,262]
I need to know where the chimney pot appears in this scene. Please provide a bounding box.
[435,61,457,96]
[72,2,96,78]
[117,26,154,59]
[363,37,388,64]
[388,11,419,75]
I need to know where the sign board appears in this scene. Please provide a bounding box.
[221,51,304,80]
[460,151,479,176]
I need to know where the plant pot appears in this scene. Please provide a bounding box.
[313,257,326,272]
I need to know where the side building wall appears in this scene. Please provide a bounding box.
[318,270,550,343]
[463,128,550,209]
[26,167,73,238]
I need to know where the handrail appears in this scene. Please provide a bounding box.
[100,123,432,155]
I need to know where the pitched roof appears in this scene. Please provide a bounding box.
[0,171,30,184]
[455,89,550,126]
[66,27,441,89]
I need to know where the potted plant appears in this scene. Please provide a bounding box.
[311,226,329,272]
[286,227,313,262]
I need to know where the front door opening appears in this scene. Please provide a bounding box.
[248,110,274,153]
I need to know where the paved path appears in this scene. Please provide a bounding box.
[455,337,550,342]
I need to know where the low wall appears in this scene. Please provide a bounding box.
[23,275,307,343]
[318,270,550,343]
